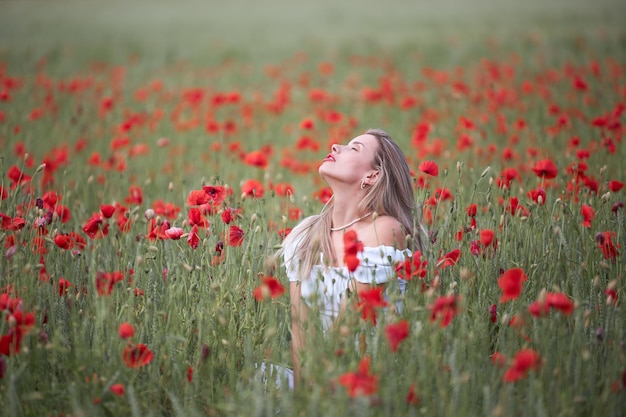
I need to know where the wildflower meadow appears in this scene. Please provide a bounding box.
[0,0,625,415]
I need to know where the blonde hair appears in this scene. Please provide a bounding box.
[280,128,427,280]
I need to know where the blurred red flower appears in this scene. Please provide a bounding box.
[498,268,528,303]
[581,204,595,228]
[243,150,268,168]
[385,320,410,352]
[338,356,378,398]
[596,231,620,260]
[54,234,73,250]
[122,343,154,368]
[118,323,135,339]
[437,248,461,269]
[187,225,200,249]
[253,276,285,301]
[479,229,496,247]
[528,187,546,205]
[528,292,575,317]
[228,225,245,247]
[343,230,364,272]
[241,179,264,198]
[418,160,439,177]
[608,180,624,192]
[187,189,209,206]
[503,348,542,382]
[165,227,184,240]
[395,251,428,280]
[58,278,71,296]
[110,383,125,396]
[100,204,116,219]
[429,294,461,327]
[95,271,125,296]
[357,287,388,325]
[531,159,558,179]
[124,186,143,205]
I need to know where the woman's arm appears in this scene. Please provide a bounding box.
[290,281,307,387]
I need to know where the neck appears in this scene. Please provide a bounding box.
[330,193,369,231]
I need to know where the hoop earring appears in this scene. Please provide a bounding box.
[360,180,366,190]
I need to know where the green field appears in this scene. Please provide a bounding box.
[0,0,625,416]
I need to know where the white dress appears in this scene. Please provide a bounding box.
[256,242,409,390]
[284,244,411,331]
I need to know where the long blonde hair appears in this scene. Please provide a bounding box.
[280,128,427,279]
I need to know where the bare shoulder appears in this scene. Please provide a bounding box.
[367,215,408,249]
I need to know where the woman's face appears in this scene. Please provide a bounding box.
[318,133,380,186]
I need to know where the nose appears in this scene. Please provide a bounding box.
[331,144,340,153]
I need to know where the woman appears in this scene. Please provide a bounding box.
[279,128,427,387]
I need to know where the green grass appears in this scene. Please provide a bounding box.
[0,0,625,416]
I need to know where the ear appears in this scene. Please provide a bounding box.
[362,170,380,187]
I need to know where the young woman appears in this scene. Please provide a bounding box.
[279,128,427,387]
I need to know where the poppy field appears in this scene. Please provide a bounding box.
[0,0,625,416]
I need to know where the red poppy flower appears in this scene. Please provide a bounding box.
[437,248,461,269]
[124,186,143,205]
[54,234,73,250]
[0,332,22,356]
[418,160,439,177]
[7,165,31,188]
[528,292,575,317]
[165,227,184,240]
[58,278,71,296]
[82,214,108,239]
[122,343,154,368]
[491,352,507,368]
[531,159,558,179]
[503,348,542,382]
[395,251,428,280]
[489,304,497,323]
[312,186,333,204]
[95,271,125,296]
[241,179,264,198]
[338,356,378,398]
[479,229,495,247]
[343,230,364,272]
[228,225,244,247]
[100,204,116,219]
[202,185,227,206]
[429,294,461,327]
[187,225,200,249]
[608,180,624,192]
[357,287,388,325]
[604,287,618,306]
[0,185,8,200]
[596,231,620,260]
[118,322,135,339]
[187,189,209,206]
[243,150,268,168]
[406,384,421,405]
[466,204,477,217]
[498,268,528,303]
[110,384,125,396]
[187,366,194,383]
[545,292,575,315]
[253,276,285,301]
[528,187,546,205]
[385,320,410,352]
[273,182,295,197]
[581,204,595,228]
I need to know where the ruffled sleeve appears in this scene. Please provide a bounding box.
[352,246,411,285]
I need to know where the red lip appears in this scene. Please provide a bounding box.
[323,154,335,162]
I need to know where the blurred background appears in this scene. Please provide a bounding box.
[1,0,624,66]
